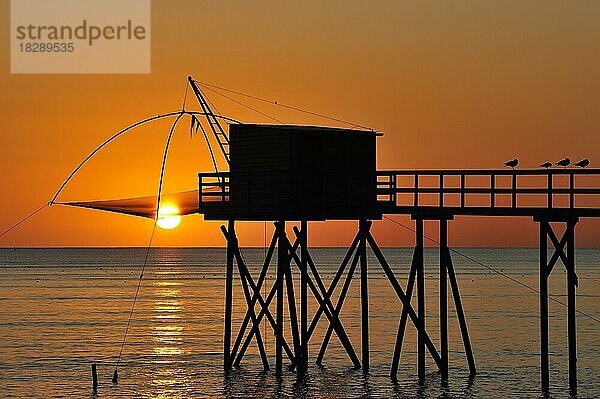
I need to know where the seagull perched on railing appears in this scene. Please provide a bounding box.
[504,158,518,169]
[540,162,552,169]
[574,158,590,168]
[556,157,570,168]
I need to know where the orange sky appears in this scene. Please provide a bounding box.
[0,1,599,247]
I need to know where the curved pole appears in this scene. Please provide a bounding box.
[49,111,239,204]
[155,112,185,218]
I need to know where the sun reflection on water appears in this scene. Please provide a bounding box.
[150,276,190,396]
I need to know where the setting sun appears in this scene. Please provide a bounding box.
[156,205,181,230]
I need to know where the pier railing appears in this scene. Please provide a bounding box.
[198,172,230,204]
[376,169,600,214]
[200,169,600,218]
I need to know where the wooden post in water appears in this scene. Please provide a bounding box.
[446,247,476,377]
[390,244,418,379]
[223,219,235,370]
[439,219,449,382]
[91,363,98,392]
[537,217,579,393]
[416,218,425,381]
[275,220,285,374]
[300,220,308,372]
[539,221,549,392]
[359,220,370,372]
[566,220,577,393]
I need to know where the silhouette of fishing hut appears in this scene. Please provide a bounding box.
[190,75,600,394]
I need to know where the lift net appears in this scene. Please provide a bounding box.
[56,188,219,219]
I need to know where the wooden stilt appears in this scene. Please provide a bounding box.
[536,217,579,393]
[227,229,277,365]
[234,273,295,365]
[282,238,301,370]
[224,219,235,370]
[390,246,418,379]
[540,221,549,393]
[300,220,308,371]
[359,220,370,372]
[416,218,425,381]
[566,220,577,393]
[291,226,360,367]
[317,249,360,365]
[276,220,286,374]
[226,226,296,367]
[234,279,276,365]
[302,230,360,340]
[230,231,277,366]
[237,265,270,370]
[285,236,361,368]
[439,219,449,382]
[446,248,476,376]
[366,231,442,369]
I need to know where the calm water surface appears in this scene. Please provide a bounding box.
[0,248,599,398]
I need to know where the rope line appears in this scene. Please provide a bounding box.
[0,203,49,241]
[201,85,285,124]
[113,221,157,372]
[382,215,600,324]
[201,85,232,127]
[194,80,373,130]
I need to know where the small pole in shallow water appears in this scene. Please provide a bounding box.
[91,363,98,392]
[112,368,119,383]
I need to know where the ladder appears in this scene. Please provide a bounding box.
[188,76,230,165]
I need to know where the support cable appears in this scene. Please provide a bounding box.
[201,85,285,124]
[194,80,373,130]
[382,215,600,324]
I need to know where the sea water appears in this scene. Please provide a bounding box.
[0,248,599,398]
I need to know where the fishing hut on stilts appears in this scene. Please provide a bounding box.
[20,76,598,394]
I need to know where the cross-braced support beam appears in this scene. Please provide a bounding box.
[297,219,443,375]
[220,220,362,374]
[388,217,476,381]
[220,221,297,373]
[537,217,578,394]
[220,218,474,381]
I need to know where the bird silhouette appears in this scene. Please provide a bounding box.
[574,158,589,168]
[556,157,570,168]
[540,162,552,169]
[504,158,518,169]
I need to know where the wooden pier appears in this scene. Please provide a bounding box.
[200,167,600,394]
